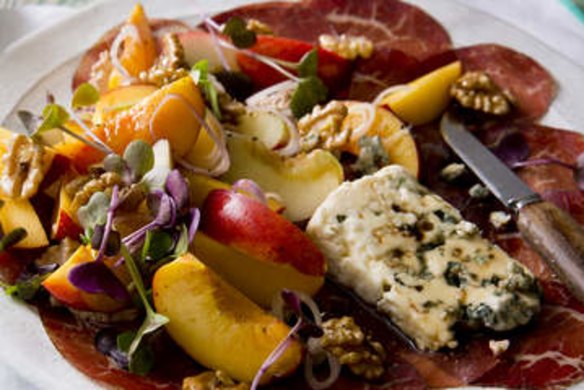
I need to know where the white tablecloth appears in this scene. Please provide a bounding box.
[0,0,583,388]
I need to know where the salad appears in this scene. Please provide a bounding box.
[1,0,584,389]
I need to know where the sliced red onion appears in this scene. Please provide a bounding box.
[66,107,113,154]
[269,109,300,157]
[176,108,230,177]
[187,208,201,245]
[272,290,323,327]
[246,80,297,109]
[204,17,231,71]
[346,102,377,141]
[372,84,411,106]
[110,24,140,83]
[251,319,302,390]
[304,349,341,390]
[232,179,267,204]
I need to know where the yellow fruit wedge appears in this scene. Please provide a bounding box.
[0,199,48,249]
[108,4,157,89]
[153,253,302,384]
[342,102,419,177]
[379,61,462,125]
[93,84,157,124]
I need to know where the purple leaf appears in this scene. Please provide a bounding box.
[147,191,176,228]
[69,261,130,301]
[490,132,530,167]
[165,170,189,210]
[187,208,201,245]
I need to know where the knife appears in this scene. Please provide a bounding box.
[440,113,584,303]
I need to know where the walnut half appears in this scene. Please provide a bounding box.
[450,71,515,115]
[0,134,53,199]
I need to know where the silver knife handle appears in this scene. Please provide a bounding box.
[517,201,584,302]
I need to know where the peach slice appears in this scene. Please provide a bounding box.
[378,61,462,125]
[192,233,322,308]
[95,76,205,157]
[0,199,48,249]
[178,30,240,71]
[51,185,83,241]
[93,84,157,124]
[152,253,302,384]
[42,245,130,312]
[108,4,157,89]
[341,102,419,177]
[182,171,284,213]
[221,133,343,222]
[199,189,325,305]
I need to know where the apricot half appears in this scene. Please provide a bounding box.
[153,253,302,384]
[379,61,462,125]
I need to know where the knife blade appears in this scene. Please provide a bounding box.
[440,113,584,303]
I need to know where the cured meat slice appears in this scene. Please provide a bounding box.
[456,44,557,121]
[213,0,452,61]
[412,121,584,388]
[72,19,190,90]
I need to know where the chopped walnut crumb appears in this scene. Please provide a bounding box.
[246,19,273,35]
[440,163,466,182]
[69,172,123,215]
[89,50,114,94]
[298,101,349,152]
[320,316,386,381]
[489,211,512,230]
[468,183,490,199]
[489,339,510,356]
[450,72,515,115]
[319,34,374,60]
[182,370,248,390]
[0,134,54,199]
[139,33,189,87]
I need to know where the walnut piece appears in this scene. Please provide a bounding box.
[319,316,386,381]
[139,33,189,87]
[298,101,349,152]
[450,72,515,115]
[0,134,53,199]
[69,172,123,215]
[182,370,248,390]
[319,34,374,60]
[246,19,273,35]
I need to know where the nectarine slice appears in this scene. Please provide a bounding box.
[221,133,343,222]
[93,84,157,124]
[153,253,302,384]
[193,233,322,308]
[0,199,48,249]
[342,102,419,177]
[378,61,462,125]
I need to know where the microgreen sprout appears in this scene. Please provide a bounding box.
[221,16,257,48]
[71,82,100,109]
[191,59,222,120]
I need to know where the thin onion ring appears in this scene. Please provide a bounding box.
[109,24,140,83]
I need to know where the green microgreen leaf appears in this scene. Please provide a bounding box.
[191,59,221,120]
[120,245,168,358]
[37,104,70,134]
[222,17,257,48]
[141,229,174,262]
[103,154,127,174]
[172,224,189,258]
[77,192,110,231]
[0,228,27,252]
[117,331,155,376]
[71,83,100,109]
[297,49,319,78]
[3,274,46,301]
[124,140,154,180]
[290,76,328,119]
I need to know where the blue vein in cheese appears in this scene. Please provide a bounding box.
[307,165,541,351]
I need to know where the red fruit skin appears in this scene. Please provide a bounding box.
[200,189,325,276]
[52,210,83,241]
[237,35,352,91]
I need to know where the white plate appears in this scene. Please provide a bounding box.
[0,0,584,389]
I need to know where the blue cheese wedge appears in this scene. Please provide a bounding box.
[307,165,540,351]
